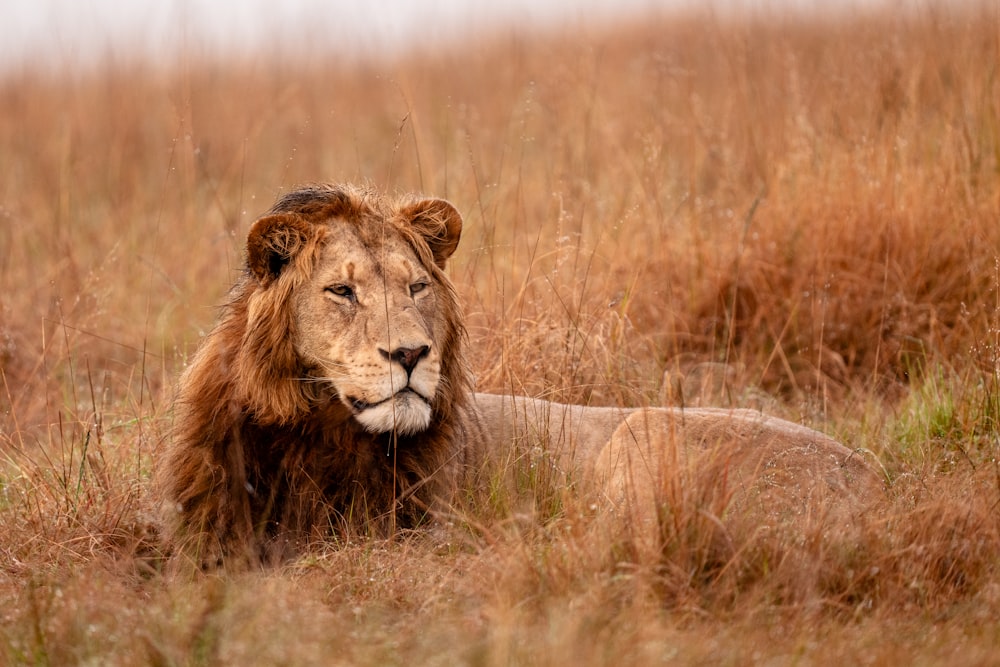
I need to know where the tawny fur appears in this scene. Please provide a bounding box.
[162,183,881,570]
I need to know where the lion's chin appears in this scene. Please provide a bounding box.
[352,390,432,435]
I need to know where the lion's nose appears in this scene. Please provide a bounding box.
[381,345,430,375]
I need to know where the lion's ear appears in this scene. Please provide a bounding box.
[246,213,312,285]
[401,198,463,268]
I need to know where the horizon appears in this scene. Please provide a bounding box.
[2,0,909,74]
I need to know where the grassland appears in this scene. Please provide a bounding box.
[1,5,999,665]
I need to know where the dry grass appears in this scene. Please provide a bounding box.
[1,5,1000,664]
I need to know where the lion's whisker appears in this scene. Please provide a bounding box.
[297,376,337,384]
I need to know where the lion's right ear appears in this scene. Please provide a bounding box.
[401,198,463,268]
[246,213,313,285]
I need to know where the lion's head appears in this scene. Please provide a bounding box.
[233,183,469,435]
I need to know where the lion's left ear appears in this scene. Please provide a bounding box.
[246,213,313,285]
[401,198,463,268]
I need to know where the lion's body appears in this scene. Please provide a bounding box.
[161,184,880,568]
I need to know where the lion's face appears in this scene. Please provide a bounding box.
[241,186,465,433]
[292,221,445,435]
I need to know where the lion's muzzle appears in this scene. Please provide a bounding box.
[349,386,433,435]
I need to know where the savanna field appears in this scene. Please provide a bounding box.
[1,6,999,664]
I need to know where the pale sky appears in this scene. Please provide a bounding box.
[0,0,903,73]
[0,0,660,71]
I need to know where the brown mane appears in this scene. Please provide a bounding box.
[161,184,475,568]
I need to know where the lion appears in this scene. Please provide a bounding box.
[161,183,881,569]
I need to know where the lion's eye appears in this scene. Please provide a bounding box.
[409,281,429,297]
[326,284,356,301]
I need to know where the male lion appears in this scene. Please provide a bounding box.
[162,183,880,568]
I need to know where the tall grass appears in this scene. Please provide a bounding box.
[1,5,999,664]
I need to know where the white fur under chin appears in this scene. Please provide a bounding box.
[355,394,432,435]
